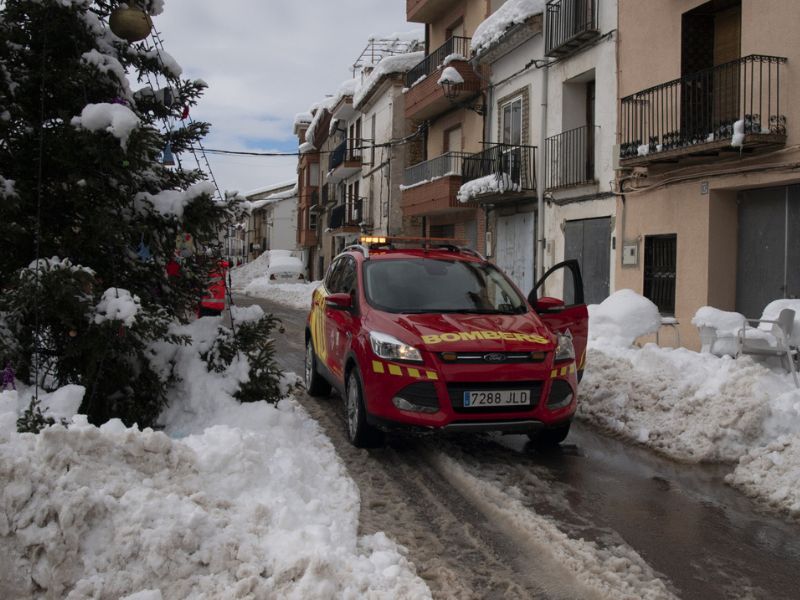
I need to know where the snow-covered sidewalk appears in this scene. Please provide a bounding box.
[229,251,320,310]
[0,309,430,599]
[580,291,800,520]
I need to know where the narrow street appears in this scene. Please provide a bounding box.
[236,294,800,599]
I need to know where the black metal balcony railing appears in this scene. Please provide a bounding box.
[620,54,787,161]
[328,198,365,230]
[462,144,537,192]
[403,151,471,187]
[405,36,471,88]
[545,0,599,57]
[545,126,594,190]
[328,138,363,171]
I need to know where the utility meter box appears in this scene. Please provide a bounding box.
[622,242,639,266]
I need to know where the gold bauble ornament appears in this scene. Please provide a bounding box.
[109,6,153,43]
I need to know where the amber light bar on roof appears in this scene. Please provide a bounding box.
[358,235,468,248]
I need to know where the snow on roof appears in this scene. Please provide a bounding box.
[244,180,296,198]
[302,93,340,150]
[294,112,312,126]
[247,184,299,211]
[472,0,545,56]
[353,51,425,108]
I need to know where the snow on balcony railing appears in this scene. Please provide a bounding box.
[404,36,471,88]
[620,54,787,161]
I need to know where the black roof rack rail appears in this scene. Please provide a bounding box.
[342,244,370,258]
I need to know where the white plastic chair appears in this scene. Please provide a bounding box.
[737,308,799,387]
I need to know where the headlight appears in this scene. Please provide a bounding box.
[369,331,423,363]
[554,332,575,363]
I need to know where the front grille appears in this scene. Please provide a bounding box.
[395,381,439,410]
[447,381,543,413]
[439,352,548,364]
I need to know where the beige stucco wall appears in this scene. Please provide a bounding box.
[617,0,800,349]
[428,0,489,49]
[618,0,800,147]
[427,108,484,156]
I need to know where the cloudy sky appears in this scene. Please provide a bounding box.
[154,1,421,196]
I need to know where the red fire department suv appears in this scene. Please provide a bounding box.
[304,237,588,448]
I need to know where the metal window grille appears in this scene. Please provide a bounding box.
[643,235,677,315]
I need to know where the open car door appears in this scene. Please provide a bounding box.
[528,260,589,381]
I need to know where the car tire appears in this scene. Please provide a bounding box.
[345,367,382,448]
[304,338,331,397]
[529,420,571,449]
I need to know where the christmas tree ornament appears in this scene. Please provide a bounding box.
[2,363,15,390]
[109,5,153,43]
[161,141,175,166]
[181,104,190,120]
[136,233,152,261]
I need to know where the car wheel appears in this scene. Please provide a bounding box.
[529,421,571,450]
[304,339,331,397]
[345,368,382,448]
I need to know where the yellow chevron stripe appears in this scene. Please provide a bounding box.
[426,370,438,380]
[551,369,558,378]
[388,364,403,376]
[407,367,421,379]
[372,361,385,374]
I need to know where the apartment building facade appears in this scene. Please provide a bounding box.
[616,0,799,348]
[403,0,489,251]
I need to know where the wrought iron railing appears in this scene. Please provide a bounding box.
[405,36,471,88]
[620,54,787,161]
[328,198,365,230]
[403,152,471,187]
[329,139,363,171]
[545,0,599,57]
[461,144,537,193]
[545,126,594,189]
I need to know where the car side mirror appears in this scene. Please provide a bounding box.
[534,296,565,312]
[325,292,353,310]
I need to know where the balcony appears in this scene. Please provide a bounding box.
[460,144,537,203]
[404,37,482,121]
[401,152,475,216]
[544,126,595,190]
[298,203,317,248]
[328,139,362,183]
[620,55,787,167]
[407,0,459,23]
[545,0,600,58]
[328,198,365,236]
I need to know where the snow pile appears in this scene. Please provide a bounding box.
[353,51,425,108]
[580,345,773,461]
[437,66,464,86]
[26,256,94,276]
[94,287,141,327]
[580,290,800,516]
[472,0,545,56]
[0,315,430,598]
[587,289,662,347]
[229,250,273,291]
[70,102,140,150]
[242,280,319,311]
[637,144,649,157]
[728,435,800,518]
[456,173,519,202]
[135,181,217,218]
[760,299,800,346]
[691,306,745,356]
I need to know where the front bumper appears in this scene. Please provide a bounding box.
[361,356,577,430]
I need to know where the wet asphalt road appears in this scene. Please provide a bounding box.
[234,293,800,599]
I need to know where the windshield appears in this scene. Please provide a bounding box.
[363,258,528,314]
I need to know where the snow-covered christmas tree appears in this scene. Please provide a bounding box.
[0,0,258,427]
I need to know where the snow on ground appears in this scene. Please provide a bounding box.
[0,308,430,599]
[581,290,800,520]
[230,250,319,311]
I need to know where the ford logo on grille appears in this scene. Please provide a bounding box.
[483,353,505,362]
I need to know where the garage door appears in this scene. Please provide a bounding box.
[737,185,800,317]
[495,213,535,292]
[563,217,611,305]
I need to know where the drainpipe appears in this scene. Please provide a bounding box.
[536,60,550,280]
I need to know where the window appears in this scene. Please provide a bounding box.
[309,211,317,231]
[309,163,320,187]
[501,96,522,145]
[643,235,677,315]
